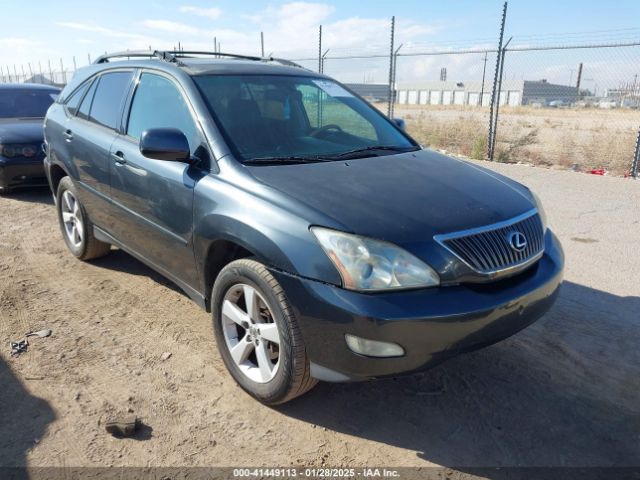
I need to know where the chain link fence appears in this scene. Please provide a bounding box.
[2,11,640,177]
[492,43,640,176]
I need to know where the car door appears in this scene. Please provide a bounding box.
[108,70,208,288]
[64,70,134,227]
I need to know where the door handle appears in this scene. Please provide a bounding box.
[112,151,126,165]
[63,129,73,141]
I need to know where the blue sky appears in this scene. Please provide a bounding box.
[2,0,640,87]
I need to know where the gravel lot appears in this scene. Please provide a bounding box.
[0,161,639,476]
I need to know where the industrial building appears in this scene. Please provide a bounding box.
[396,79,579,106]
[344,83,390,102]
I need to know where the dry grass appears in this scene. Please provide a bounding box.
[405,111,488,160]
[385,104,640,176]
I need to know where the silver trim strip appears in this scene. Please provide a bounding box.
[434,208,544,278]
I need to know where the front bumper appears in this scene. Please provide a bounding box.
[271,230,564,381]
[0,157,47,190]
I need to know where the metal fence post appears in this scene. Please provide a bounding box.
[490,36,512,160]
[387,16,395,118]
[390,43,403,118]
[488,1,508,160]
[318,25,322,73]
[632,126,640,178]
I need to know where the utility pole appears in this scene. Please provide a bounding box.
[480,51,488,106]
[260,31,264,57]
[576,62,583,100]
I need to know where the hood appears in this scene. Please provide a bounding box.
[0,118,45,144]
[248,149,535,245]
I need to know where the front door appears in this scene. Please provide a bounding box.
[108,71,208,289]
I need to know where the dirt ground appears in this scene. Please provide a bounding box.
[0,162,639,477]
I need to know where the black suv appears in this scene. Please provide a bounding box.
[44,51,563,405]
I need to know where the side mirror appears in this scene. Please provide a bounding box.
[140,128,190,162]
[392,118,406,131]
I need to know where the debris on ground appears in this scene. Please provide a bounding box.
[105,415,141,438]
[10,339,28,356]
[26,329,52,338]
[9,328,52,356]
[161,352,172,361]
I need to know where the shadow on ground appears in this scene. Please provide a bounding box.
[0,357,55,467]
[90,249,186,297]
[278,281,640,472]
[2,188,53,205]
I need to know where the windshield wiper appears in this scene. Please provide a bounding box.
[324,145,420,160]
[243,155,331,165]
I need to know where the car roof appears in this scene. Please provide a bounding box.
[60,52,328,102]
[178,58,320,77]
[0,83,61,91]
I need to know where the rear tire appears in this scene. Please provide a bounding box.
[56,176,111,260]
[212,259,317,405]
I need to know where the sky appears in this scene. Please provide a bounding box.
[1,0,640,89]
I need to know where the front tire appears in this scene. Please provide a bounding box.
[212,259,317,405]
[56,176,111,260]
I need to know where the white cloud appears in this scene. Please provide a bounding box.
[179,5,222,20]
[0,37,37,47]
[142,19,200,35]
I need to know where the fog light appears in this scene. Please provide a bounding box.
[345,334,404,358]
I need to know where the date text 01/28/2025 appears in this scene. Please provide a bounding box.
[232,468,400,478]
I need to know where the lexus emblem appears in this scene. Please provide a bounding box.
[507,231,527,252]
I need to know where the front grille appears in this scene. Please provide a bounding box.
[435,210,545,275]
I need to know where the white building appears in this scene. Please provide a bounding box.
[396,79,579,107]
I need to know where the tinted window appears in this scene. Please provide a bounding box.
[0,89,58,118]
[127,73,198,151]
[77,79,97,120]
[65,81,92,116]
[89,71,133,129]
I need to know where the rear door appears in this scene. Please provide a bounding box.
[63,70,134,226]
[108,70,209,288]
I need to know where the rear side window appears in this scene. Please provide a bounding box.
[77,79,98,120]
[88,71,133,130]
[65,80,92,116]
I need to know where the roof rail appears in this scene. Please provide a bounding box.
[168,50,307,69]
[94,49,307,70]
[93,51,166,64]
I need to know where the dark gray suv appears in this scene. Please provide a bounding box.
[44,51,563,405]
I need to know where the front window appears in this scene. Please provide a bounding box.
[194,75,416,163]
[127,73,198,152]
[0,89,58,118]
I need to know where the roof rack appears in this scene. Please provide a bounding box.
[94,50,307,70]
[93,51,166,64]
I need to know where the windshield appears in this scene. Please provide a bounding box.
[0,89,58,118]
[194,75,416,162]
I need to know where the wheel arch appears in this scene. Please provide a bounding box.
[49,162,69,196]
[195,212,336,311]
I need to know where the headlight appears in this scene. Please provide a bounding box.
[311,227,440,291]
[530,191,548,230]
[0,144,16,158]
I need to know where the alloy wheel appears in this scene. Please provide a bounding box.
[221,283,281,383]
[61,190,84,248]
